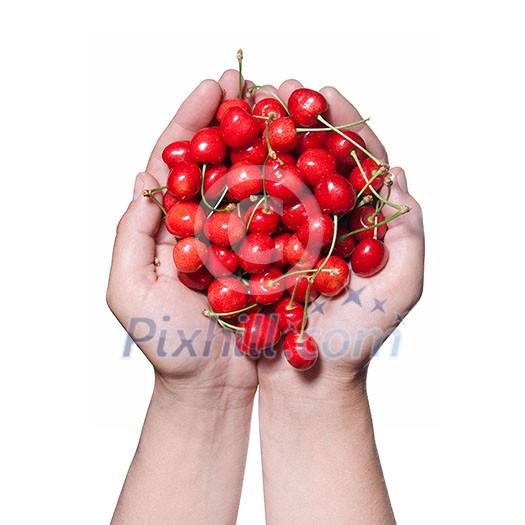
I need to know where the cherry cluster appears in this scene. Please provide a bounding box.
[144,54,408,371]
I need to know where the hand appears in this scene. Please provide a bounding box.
[106,70,257,404]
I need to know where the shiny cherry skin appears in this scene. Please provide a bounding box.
[203,163,228,200]
[272,232,292,270]
[166,160,202,200]
[238,313,281,358]
[285,273,320,304]
[248,266,284,305]
[313,255,350,296]
[253,98,287,131]
[265,152,296,170]
[348,158,384,195]
[220,107,260,148]
[281,195,320,232]
[177,266,214,291]
[325,130,366,167]
[162,140,191,168]
[265,164,306,204]
[273,298,305,333]
[283,331,319,371]
[348,205,387,241]
[165,201,205,238]
[189,127,226,164]
[162,191,178,214]
[296,147,337,187]
[216,98,251,123]
[238,233,275,275]
[207,277,248,319]
[230,137,268,165]
[268,117,300,152]
[332,226,356,259]
[206,244,239,277]
[283,233,319,270]
[314,173,356,215]
[350,238,389,277]
[288,88,328,127]
[227,161,263,201]
[203,211,245,247]
[172,237,208,273]
[244,200,281,235]
[297,214,335,248]
[294,130,327,155]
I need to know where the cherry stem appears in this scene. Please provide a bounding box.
[296,117,370,132]
[338,206,410,241]
[204,302,259,318]
[269,268,318,287]
[145,185,167,193]
[237,49,243,99]
[316,114,383,165]
[142,190,167,216]
[200,163,231,214]
[373,185,391,218]
[205,306,244,333]
[355,195,374,209]
[246,197,265,230]
[287,276,306,308]
[311,215,339,278]
[298,283,312,341]
[247,85,289,115]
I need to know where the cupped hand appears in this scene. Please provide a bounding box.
[106,70,258,402]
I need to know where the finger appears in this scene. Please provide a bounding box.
[146,79,223,183]
[153,223,178,280]
[278,79,304,105]
[108,172,163,295]
[319,86,388,163]
[218,69,245,100]
[249,83,278,105]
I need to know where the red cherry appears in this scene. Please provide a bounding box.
[189,127,226,164]
[220,107,260,148]
[268,117,300,152]
[294,130,327,155]
[283,233,319,270]
[288,88,328,127]
[253,98,287,131]
[207,277,248,319]
[206,244,239,277]
[230,137,268,165]
[350,238,389,277]
[227,161,263,201]
[325,130,366,167]
[332,226,356,259]
[297,214,334,248]
[238,232,275,275]
[166,160,202,200]
[348,158,385,195]
[238,313,281,357]
[281,195,320,232]
[285,273,320,303]
[177,266,214,291]
[162,140,191,168]
[216,98,251,123]
[248,266,284,305]
[162,191,178,214]
[244,199,281,235]
[348,205,387,241]
[273,298,305,333]
[172,237,208,273]
[296,147,337,186]
[314,173,356,215]
[265,164,306,204]
[313,255,350,296]
[165,201,205,238]
[203,211,246,247]
[203,163,228,200]
[283,331,319,371]
[265,152,296,170]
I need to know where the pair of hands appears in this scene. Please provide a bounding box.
[106,69,424,406]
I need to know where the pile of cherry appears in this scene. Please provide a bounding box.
[145,79,409,371]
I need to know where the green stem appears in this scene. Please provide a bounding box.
[298,283,312,341]
[143,191,167,216]
[205,302,259,318]
[287,276,305,308]
[296,117,370,132]
[247,85,289,115]
[338,207,409,241]
[246,197,265,230]
[237,49,243,99]
[145,185,168,194]
[311,215,339,278]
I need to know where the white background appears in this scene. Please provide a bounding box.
[1,1,524,523]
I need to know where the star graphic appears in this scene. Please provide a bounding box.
[394,312,405,326]
[371,298,387,313]
[309,299,328,315]
[341,286,366,307]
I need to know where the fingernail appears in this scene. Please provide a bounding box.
[133,173,145,200]
[394,170,408,192]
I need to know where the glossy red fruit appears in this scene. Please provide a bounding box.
[271,232,292,270]
[313,255,350,296]
[296,147,337,186]
[283,331,319,370]
[332,226,356,259]
[285,273,320,303]
[238,313,281,357]
[297,214,334,248]
[348,205,387,241]
[172,237,208,273]
[216,98,251,123]
[288,88,328,127]
[268,117,300,152]
[230,137,268,165]
[220,107,260,148]
[207,277,248,319]
[166,160,202,200]
[244,200,281,235]
[227,161,263,201]
[314,173,356,214]
[283,233,319,270]
[203,211,245,247]
[238,233,275,275]
[162,191,178,214]
[274,298,304,333]
[281,195,320,232]
[348,158,385,195]
[189,127,226,164]
[253,98,287,131]
[203,163,228,200]
[162,140,191,168]
[165,201,205,238]
[265,164,306,203]
[177,266,214,291]
[325,130,366,167]
[351,238,389,277]
[206,244,239,277]
[294,130,327,154]
[248,266,284,305]
[265,152,296,170]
